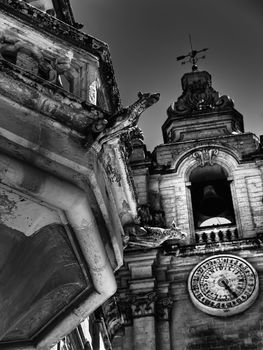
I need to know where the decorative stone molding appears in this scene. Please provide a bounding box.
[192,147,219,167]
[163,234,263,256]
[25,0,82,28]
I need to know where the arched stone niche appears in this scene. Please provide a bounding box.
[170,146,243,243]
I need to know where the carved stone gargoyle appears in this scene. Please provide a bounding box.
[123,221,186,248]
[93,92,160,147]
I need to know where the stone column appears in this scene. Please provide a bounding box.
[130,288,156,350]
[127,250,158,349]
[156,320,170,350]
[134,316,155,350]
[155,253,173,350]
[122,326,133,350]
[111,334,124,350]
[155,294,173,350]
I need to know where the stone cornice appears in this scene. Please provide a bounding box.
[123,234,263,259]
[163,233,263,256]
[0,61,108,136]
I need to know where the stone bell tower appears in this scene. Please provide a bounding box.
[108,51,263,350]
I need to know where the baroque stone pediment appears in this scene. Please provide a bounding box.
[168,71,234,117]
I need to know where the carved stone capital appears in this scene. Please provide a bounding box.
[99,295,124,341]
[155,296,174,321]
[117,291,175,321]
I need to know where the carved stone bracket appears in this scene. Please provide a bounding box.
[192,148,219,167]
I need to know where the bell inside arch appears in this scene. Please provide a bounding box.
[199,185,226,217]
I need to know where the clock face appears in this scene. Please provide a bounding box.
[188,254,259,316]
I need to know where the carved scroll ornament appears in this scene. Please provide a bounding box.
[168,71,234,116]
[192,148,219,167]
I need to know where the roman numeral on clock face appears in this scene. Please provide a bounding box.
[188,254,259,316]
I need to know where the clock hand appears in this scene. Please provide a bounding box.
[222,280,238,298]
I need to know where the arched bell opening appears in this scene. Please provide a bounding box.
[189,164,235,229]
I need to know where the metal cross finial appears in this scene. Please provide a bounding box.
[177,35,209,71]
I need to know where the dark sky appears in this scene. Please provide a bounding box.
[71,0,263,151]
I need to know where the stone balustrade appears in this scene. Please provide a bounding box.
[195,225,239,244]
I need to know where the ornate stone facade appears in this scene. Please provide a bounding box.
[110,67,263,349]
[1,1,263,349]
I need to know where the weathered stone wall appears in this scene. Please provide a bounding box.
[170,251,263,350]
[132,167,149,205]
[114,243,263,350]
[233,165,263,237]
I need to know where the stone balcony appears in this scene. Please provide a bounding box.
[195,224,239,244]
